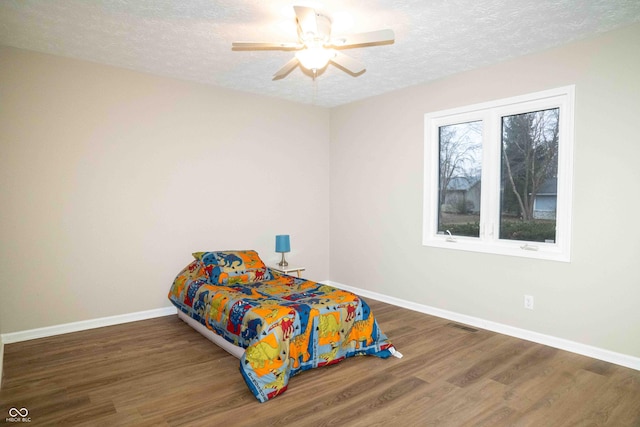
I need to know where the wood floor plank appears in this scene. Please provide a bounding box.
[1,301,639,426]
[446,338,536,388]
[490,344,560,386]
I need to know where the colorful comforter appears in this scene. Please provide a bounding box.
[168,250,396,402]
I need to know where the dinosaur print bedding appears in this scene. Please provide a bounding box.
[168,250,396,403]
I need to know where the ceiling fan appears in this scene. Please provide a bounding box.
[232,5,395,80]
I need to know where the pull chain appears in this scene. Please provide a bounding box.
[312,72,318,105]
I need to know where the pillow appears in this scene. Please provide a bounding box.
[192,250,271,285]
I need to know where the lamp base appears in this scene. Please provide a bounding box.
[277,252,289,267]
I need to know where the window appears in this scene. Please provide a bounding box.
[423,86,575,262]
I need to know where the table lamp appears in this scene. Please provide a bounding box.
[275,234,290,267]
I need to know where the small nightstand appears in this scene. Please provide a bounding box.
[270,265,306,278]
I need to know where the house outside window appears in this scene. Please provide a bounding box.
[423,86,575,262]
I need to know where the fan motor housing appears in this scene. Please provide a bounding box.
[298,13,332,43]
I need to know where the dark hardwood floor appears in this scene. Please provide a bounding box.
[1,300,639,426]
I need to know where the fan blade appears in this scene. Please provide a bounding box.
[232,41,303,50]
[293,5,317,35]
[273,57,300,80]
[329,29,395,48]
[330,51,365,74]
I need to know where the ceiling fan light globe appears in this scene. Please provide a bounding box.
[295,47,333,71]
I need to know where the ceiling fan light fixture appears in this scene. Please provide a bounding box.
[295,46,334,71]
[233,6,395,80]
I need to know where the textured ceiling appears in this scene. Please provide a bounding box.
[1,0,640,107]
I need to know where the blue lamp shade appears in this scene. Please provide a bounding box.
[275,235,291,253]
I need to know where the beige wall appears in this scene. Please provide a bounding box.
[0,46,330,333]
[330,23,640,358]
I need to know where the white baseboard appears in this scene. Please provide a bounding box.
[324,280,640,372]
[0,306,177,345]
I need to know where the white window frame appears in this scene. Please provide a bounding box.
[423,86,575,262]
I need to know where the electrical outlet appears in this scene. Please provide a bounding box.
[524,295,534,310]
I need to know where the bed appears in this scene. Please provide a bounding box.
[168,250,399,402]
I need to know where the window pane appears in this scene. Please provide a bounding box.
[500,108,559,243]
[438,121,482,237]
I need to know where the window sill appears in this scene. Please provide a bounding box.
[422,236,570,262]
